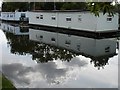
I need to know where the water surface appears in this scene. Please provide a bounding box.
[0,22,119,88]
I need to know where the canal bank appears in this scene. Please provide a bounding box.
[0,72,16,89]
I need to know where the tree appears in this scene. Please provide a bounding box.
[87,2,116,16]
[117,4,120,25]
[2,2,118,16]
[61,2,87,10]
[2,2,29,12]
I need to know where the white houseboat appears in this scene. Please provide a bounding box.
[1,11,29,22]
[28,11,119,33]
[29,28,117,57]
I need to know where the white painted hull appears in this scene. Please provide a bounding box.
[28,11,119,32]
[1,12,29,22]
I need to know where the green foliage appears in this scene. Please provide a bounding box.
[61,2,87,10]
[116,3,120,13]
[1,2,118,16]
[2,2,87,11]
[87,2,116,16]
[2,2,29,12]
[0,74,16,89]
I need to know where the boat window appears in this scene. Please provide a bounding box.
[10,15,13,17]
[51,16,56,20]
[3,25,5,29]
[40,15,43,19]
[40,35,43,38]
[36,16,39,19]
[107,18,112,22]
[77,44,80,51]
[105,46,110,53]
[65,40,71,45]
[7,26,9,30]
[107,15,112,22]
[78,15,82,21]
[21,13,26,18]
[66,17,71,22]
[51,38,56,42]
[10,27,12,31]
[36,35,43,40]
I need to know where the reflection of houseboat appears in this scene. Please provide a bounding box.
[1,23,29,35]
[28,11,119,33]
[29,28,117,58]
[1,12,29,22]
[0,11,1,20]
[1,22,117,68]
[1,22,31,56]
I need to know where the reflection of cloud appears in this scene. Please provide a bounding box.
[0,30,7,44]
[34,62,68,85]
[2,63,34,86]
[2,57,88,88]
[64,57,88,67]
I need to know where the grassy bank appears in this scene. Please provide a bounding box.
[0,74,16,89]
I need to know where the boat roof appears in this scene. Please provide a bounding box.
[31,10,90,12]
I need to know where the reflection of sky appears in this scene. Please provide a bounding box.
[0,30,118,88]
[0,2,1,7]
[118,40,120,90]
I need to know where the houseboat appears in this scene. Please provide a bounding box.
[1,11,29,22]
[29,28,117,58]
[28,10,119,33]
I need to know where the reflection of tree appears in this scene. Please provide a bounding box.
[4,31,78,62]
[90,54,117,70]
[4,31,116,69]
[5,32,36,55]
[116,41,119,50]
[32,43,78,63]
[90,57,109,70]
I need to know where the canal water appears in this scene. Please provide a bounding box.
[0,22,119,88]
